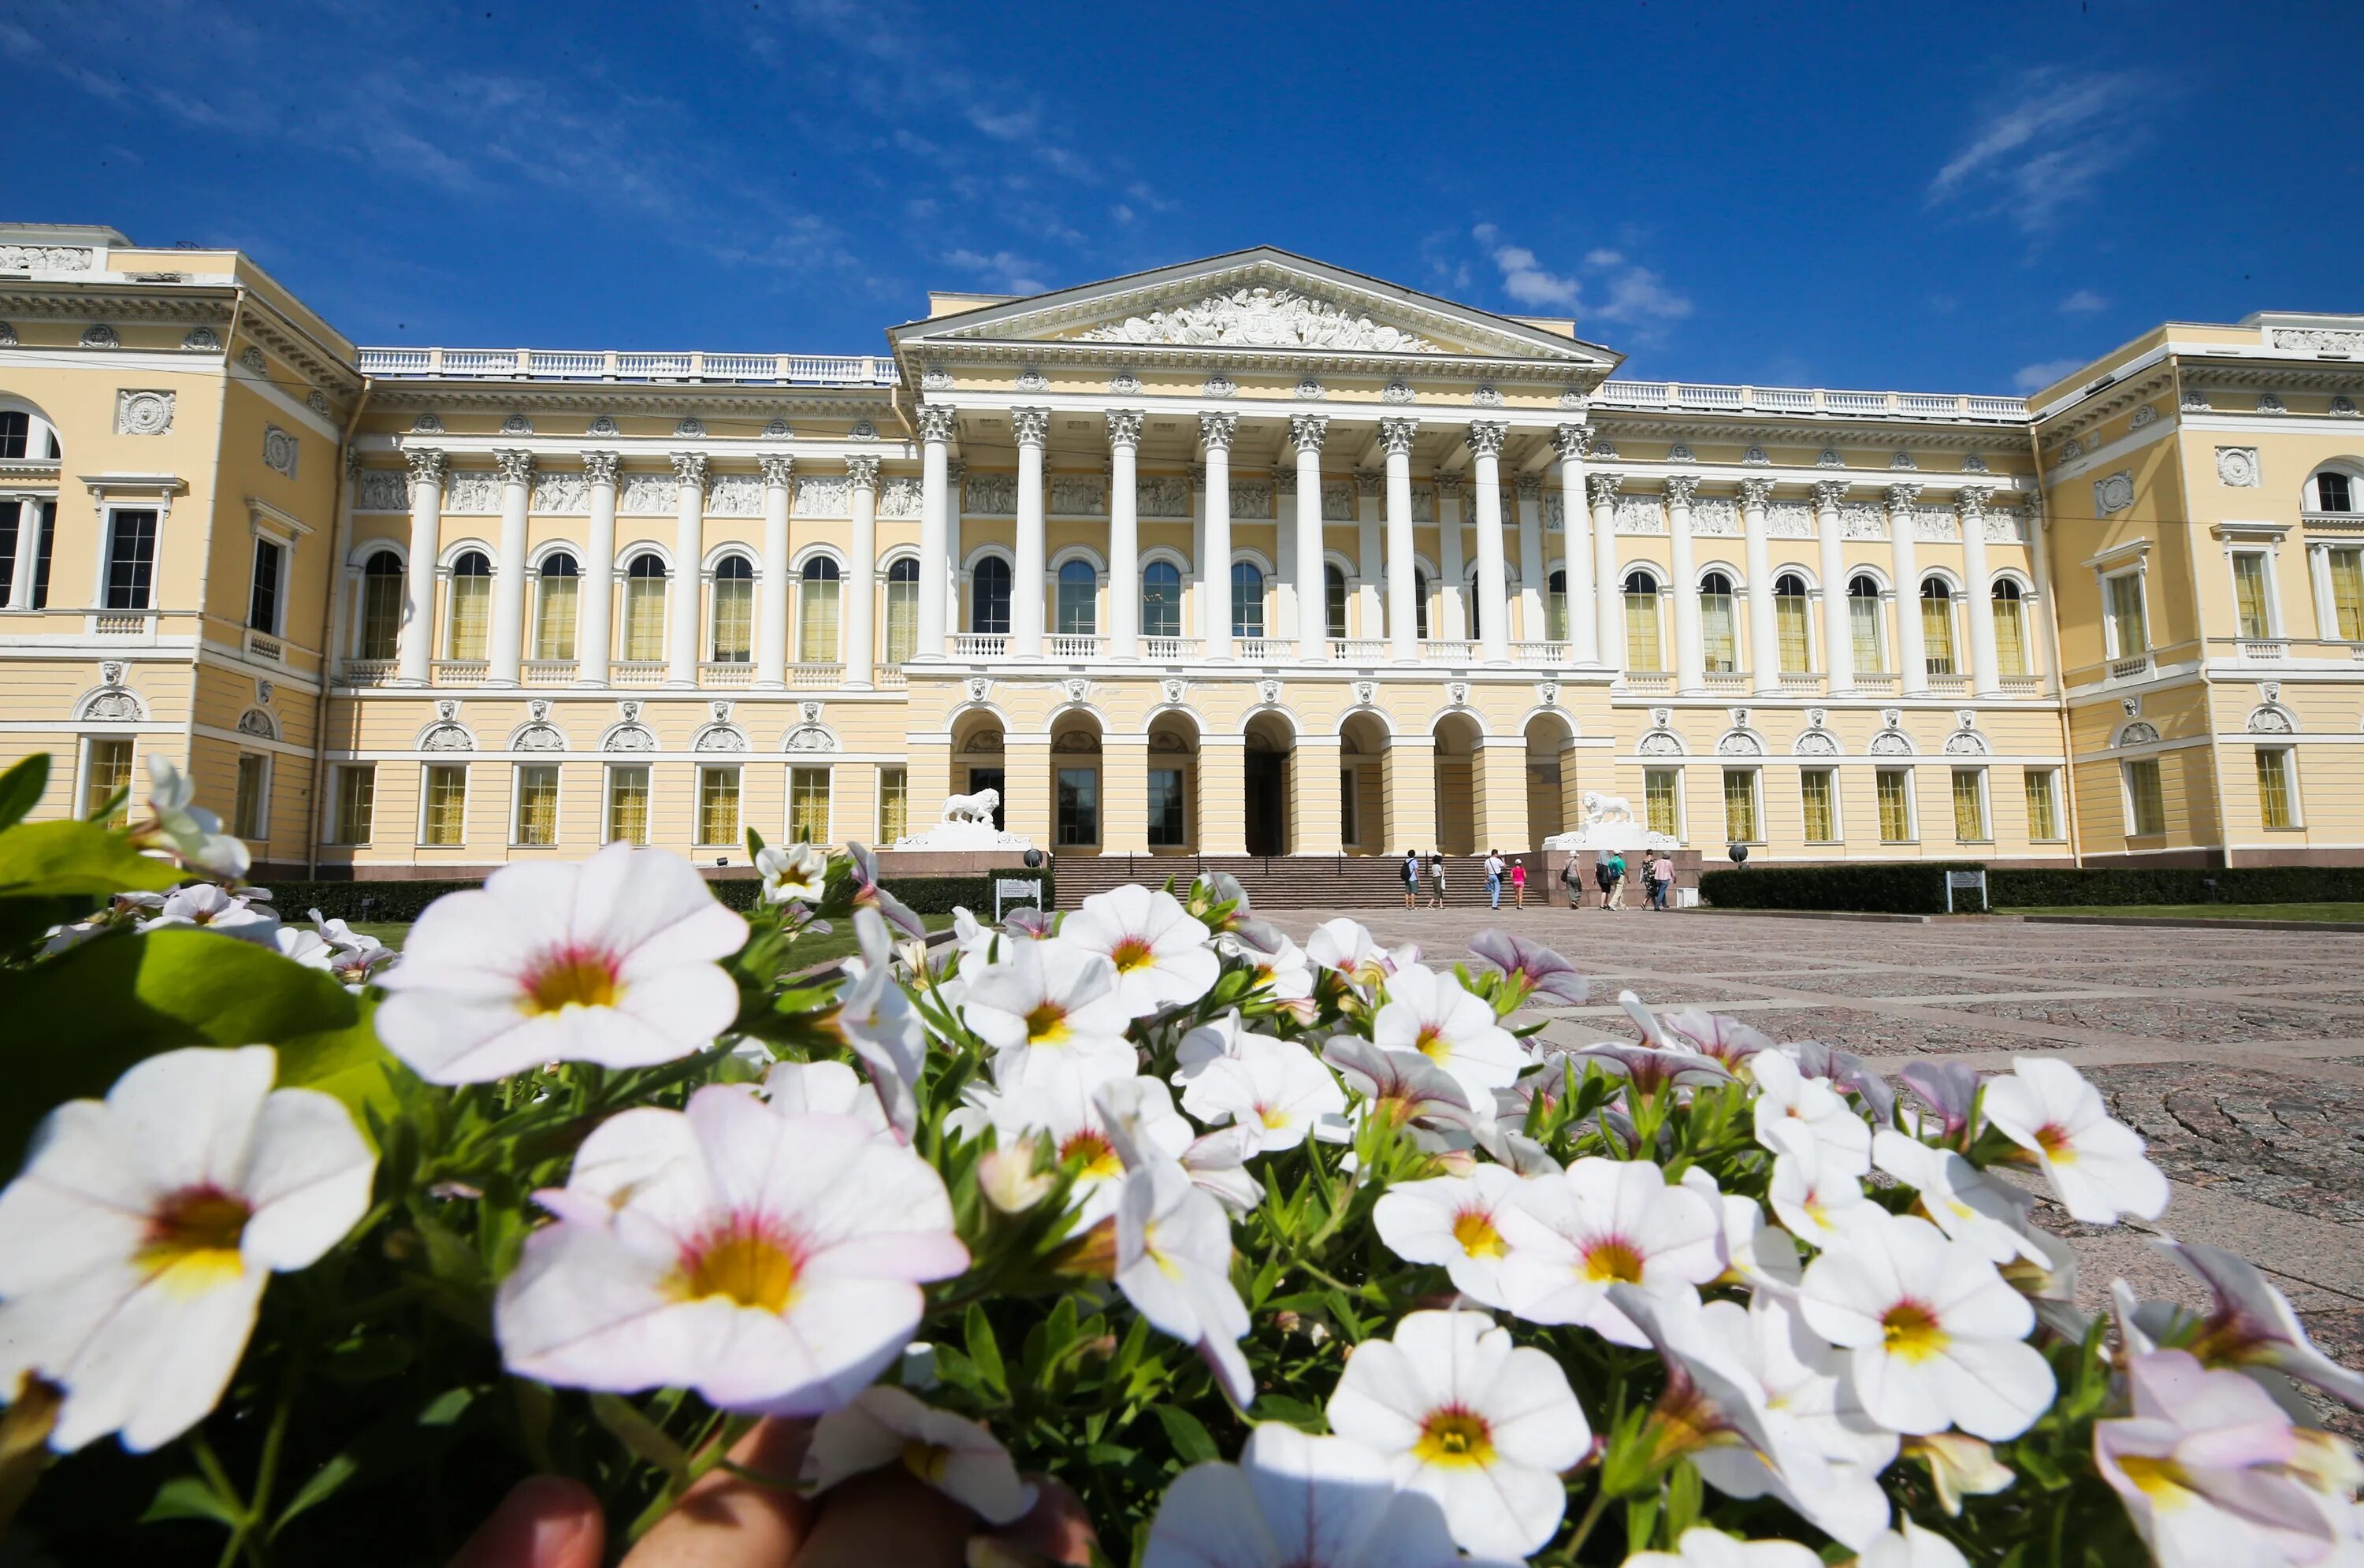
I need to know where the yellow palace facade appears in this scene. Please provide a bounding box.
[6,221,2363,881]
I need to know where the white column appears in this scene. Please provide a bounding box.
[1666,476,1706,693]
[582,451,619,686]
[914,407,955,660]
[1889,482,1927,697]
[1812,481,1850,693]
[1589,470,1622,671]
[667,451,707,686]
[845,455,879,686]
[1470,422,1511,663]
[1554,425,1597,665]
[1353,472,1384,640]
[1106,410,1143,660]
[944,462,964,640]
[1437,475,1466,641]
[488,449,533,686]
[1958,485,2002,696]
[1292,414,1327,661]
[397,449,444,685]
[1515,474,1547,651]
[327,450,360,665]
[1741,477,1779,696]
[1274,466,1298,645]
[755,454,792,686]
[6,494,39,610]
[1199,412,1236,656]
[1380,417,1419,661]
[1011,408,1049,656]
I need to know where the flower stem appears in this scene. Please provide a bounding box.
[1563,1485,1611,1562]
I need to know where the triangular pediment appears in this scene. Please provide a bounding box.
[891,247,1621,371]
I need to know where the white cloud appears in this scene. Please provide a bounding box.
[1593,266,1692,326]
[1490,244,1580,308]
[944,248,1046,295]
[1928,68,2152,233]
[2060,288,2109,313]
[1584,248,1623,268]
[2013,357,2087,392]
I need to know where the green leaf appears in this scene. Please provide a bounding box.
[271,1453,359,1533]
[1152,1405,1219,1466]
[0,818,184,900]
[0,756,46,832]
[275,997,407,1151]
[140,1474,244,1529]
[965,1303,1007,1397]
[591,1393,690,1486]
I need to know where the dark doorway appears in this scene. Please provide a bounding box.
[966,767,1006,830]
[1244,749,1287,856]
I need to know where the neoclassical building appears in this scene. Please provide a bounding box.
[6,222,2362,884]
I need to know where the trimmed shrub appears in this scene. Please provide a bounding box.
[269,869,1054,923]
[1697,861,1990,916]
[1988,864,2364,908]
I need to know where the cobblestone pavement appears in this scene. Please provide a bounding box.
[1334,904,2364,1435]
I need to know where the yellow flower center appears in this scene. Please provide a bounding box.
[2112,1455,2192,1508]
[901,1440,953,1486]
[1452,1209,1507,1259]
[680,1219,802,1314]
[1024,1001,1070,1044]
[1582,1238,1645,1284]
[1107,936,1157,975]
[2035,1124,2076,1163]
[522,947,621,1015]
[1258,1105,1293,1131]
[1414,1024,1451,1063]
[139,1187,251,1294]
[1060,1130,1123,1180]
[1882,1301,1949,1362]
[1413,1408,1496,1468]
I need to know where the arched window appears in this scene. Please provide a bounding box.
[1057,559,1097,636]
[623,553,667,662]
[1414,569,1430,641]
[1623,570,1663,671]
[1547,569,1569,643]
[1231,562,1266,639]
[885,558,920,663]
[1848,574,1886,672]
[358,551,404,660]
[712,555,754,663]
[2307,467,2357,514]
[972,556,1012,636]
[1775,573,1812,674]
[1325,564,1349,640]
[799,557,842,663]
[0,407,60,461]
[445,550,491,660]
[1699,571,1738,673]
[1142,560,1181,639]
[533,552,579,661]
[1993,580,2029,678]
[1920,579,1957,677]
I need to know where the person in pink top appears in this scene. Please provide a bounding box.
[1509,858,1527,908]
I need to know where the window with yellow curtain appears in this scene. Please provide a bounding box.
[1722,769,1759,842]
[444,551,491,660]
[2023,769,2059,839]
[359,551,405,660]
[2106,570,2149,657]
[711,555,755,663]
[1876,769,1912,842]
[1992,581,2029,677]
[1644,768,1679,837]
[533,554,578,660]
[233,754,267,840]
[1952,768,1988,840]
[514,764,559,846]
[607,766,650,845]
[2230,552,2273,640]
[334,765,375,844]
[1774,574,1812,673]
[697,767,742,845]
[2254,748,2295,829]
[84,738,133,827]
[885,559,920,663]
[2331,548,2364,641]
[878,767,909,844]
[1800,769,1836,841]
[799,559,842,663]
[422,764,467,846]
[790,767,832,845]
[1849,576,1886,671]
[2124,758,2166,836]
[623,554,667,662]
[1699,573,1738,672]
[1622,571,1663,671]
[1920,581,1957,676]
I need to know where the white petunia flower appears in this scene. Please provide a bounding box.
[1113,1158,1254,1408]
[1872,1130,2048,1267]
[1749,1048,1872,1178]
[1173,1010,1275,1085]
[1320,1036,1478,1135]
[1061,886,1218,1018]
[2136,1238,2364,1412]
[1372,1165,1529,1310]
[1494,1155,1724,1345]
[1218,920,1315,1005]
[1303,918,1389,989]
[1324,1309,1591,1560]
[1903,1432,2016,1517]
[1373,965,1528,1104]
[1680,1166,1801,1295]
[1143,1421,1511,1568]
[1764,1119,1875,1250]
[136,756,251,879]
[973,1072,1190,1227]
[376,840,748,1084]
[834,908,927,1138]
[495,1087,967,1416]
[1622,1528,1824,1568]
[802,1384,1035,1524]
[151,882,277,940]
[1856,1521,1972,1568]
[761,1059,889,1136]
[269,924,337,970]
[1180,1035,1346,1155]
[1798,1210,2056,1440]
[964,938,1138,1094]
[1979,1057,2169,1224]
[0,1046,374,1452]
[756,842,829,905]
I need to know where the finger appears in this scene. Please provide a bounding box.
[624,1418,815,1568]
[790,1466,974,1568]
[448,1475,605,1568]
[974,1475,1097,1567]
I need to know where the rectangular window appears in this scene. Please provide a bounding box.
[2231,552,2273,639]
[2023,769,2060,840]
[447,574,491,661]
[1994,592,2029,677]
[2254,747,2296,830]
[878,767,909,845]
[2319,472,2355,513]
[0,499,19,604]
[1327,572,1351,641]
[712,576,753,663]
[1056,767,1099,846]
[1776,593,1812,674]
[333,765,376,845]
[31,501,56,608]
[1624,588,1663,671]
[1850,592,1885,671]
[422,764,467,846]
[248,537,284,634]
[1922,593,1957,677]
[2328,548,2364,641]
[233,754,267,840]
[885,578,918,664]
[104,509,158,611]
[1700,593,1738,673]
[515,764,559,846]
[534,573,578,660]
[1951,768,1988,841]
[623,577,667,661]
[1722,768,1759,843]
[1147,767,1187,848]
[1547,585,1568,643]
[790,767,831,845]
[84,738,133,827]
[1644,768,1680,838]
[2124,758,2166,837]
[1876,769,1913,842]
[607,766,650,845]
[698,767,742,846]
[2105,570,2149,657]
[799,580,841,663]
[1339,767,1358,845]
[1800,769,1837,842]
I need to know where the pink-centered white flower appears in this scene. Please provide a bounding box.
[755,842,829,905]
[376,840,748,1083]
[1061,886,1218,1017]
[2138,1238,2364,1412]
[1180,1036,1346,1155]
[1219,920,1314,1005]
[0,1046,374,1452]
[964,938,1137,1094]
[1749,1047,1872,1177]
[1324,1309,1591,1560]
[1173,1011,1273,1085]
[1980,1057,2169,1224]
[1798,1210,2055,1440]
[1623,1529,1823,1568]
[495,1086,967,1416]
[970,1072,1190,1226]
[1660,1007,1775,1068]
[1320,1036,1478,1135]
[1872,1130,2047,1267]
[1373,965,1527,1103]
[136,756,251,879]
[761,1059,889,1136]
[1493,1155,1724,1346]
[1113,1158,1254,1408]
[1372,1165,1530,1309]
[151,882,277,940]
[1467,930,1589,1007]
[802,1384,1035,1524]
[1764,1119,1874,1250]
[1680,1166,1801,1294]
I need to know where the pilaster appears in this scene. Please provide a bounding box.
[1289,733,1344,855]
[1196,736,1247,856]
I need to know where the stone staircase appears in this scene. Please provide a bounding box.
[1050,852,1560,911]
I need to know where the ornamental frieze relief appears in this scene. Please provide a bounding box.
[1321,482,1355,522]
[444,471,500,514]
[1070,287,1440,353]
[965,473,1017,515]
[1613,496,1666,536]
[1765,501,1816,539]
[619,473,677,515]
[791,477,849,518]
[356,470,407,511]
[530,471,590,514]
[1138,476,1191,518]
[1689,498,1738,537]
[705,473,763,517]
[1914,508,1961,543]
[2270,327,2364,354]
[1839,502,1888,541]
[1048,476,1105,516]
[879,477,924,520]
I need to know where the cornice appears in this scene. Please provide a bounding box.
[895,337,1599,385]
[2031,365,2176,445]
[364,385,898,419]
[1590,414,2020,451]
[0,288,232,325]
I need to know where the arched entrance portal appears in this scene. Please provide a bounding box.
[1340,712,1388,854]
[1145,712,1199,855]
[1432,712,1482,856]
[1525,711,1579,845]
[1049,709,1103,853]
[952,709,1006,830]
[1243,711,1293,857]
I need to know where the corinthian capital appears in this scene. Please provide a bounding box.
[1354,470,1385,497]
[1105,409,1144,450]
[1585,470,1623,507]
[1738,477,1776,510]
[1010,407,1050,447]
[1956,485,1993,516]
[1552,423,1593,463]
[405,448,445,496]
[1886,482,1922,511]
[582,450,622,487]
[1377,418,1419,458]
[1289,413,1328,452]
[1198,411,1238,451]
[493,448,534,486]
[758,453,794,488]
[671,451,709,488]
[915,404,959,444]
[846,455,881,490]
[1435,472,1463,499]
[1810,479,1849,510]
[1663,475,1701,507]
[1466,420,1508,460]
[1515,474,1543,500]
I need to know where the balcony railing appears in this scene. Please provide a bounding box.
[1702,671,1749,692]
[701,661,756,687]
[1232,637,1284,663]
[873,665,908,688]
[1999,676,2046,696]
[1927,672,1968,693]
[1777,671,1824,693]
[92,611,149,635]
[790,663,843,688]
[354,347,899,386]
[953,633,1009,659]
[1621,671,1675,693]
[246,631,284,662]
[1849,673,1901,695]
[1514,641,1570,663]
[612,661,667,687]
[1329,637,1386,663]
[1422,640,1475,663]
[1047,634,1106,660]
[1142,636,1202,662]
[1595,380,2028,423]
[2109,654,2153,680]
[2236,638,2289,661]
[2204,636,2364,663]
[341,659,398,687]
[522,660,577,685]
[431,660,488,685]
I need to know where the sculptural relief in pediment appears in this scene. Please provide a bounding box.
[1068,287,1442,354]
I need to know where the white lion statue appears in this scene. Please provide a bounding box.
[941,787,1001,826]
[1582,790,1636,827]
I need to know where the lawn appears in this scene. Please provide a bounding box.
[344,912,953,970]
[2003,902,2364,923]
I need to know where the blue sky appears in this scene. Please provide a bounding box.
[8,0,2359,395]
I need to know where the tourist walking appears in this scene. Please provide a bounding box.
[1593,848,1614,910]
[1484,849,1506,909]
[1560,855,1583,909]
[1510,858,1527,908]
[1428,851,1448,908]
[1401,849,1418,909]
[1650,851,1675,911]
[1605,849,1628,910]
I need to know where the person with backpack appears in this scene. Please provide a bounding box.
[1401,849,1418,909]
[1483,849,1506,909]
[1593,848,1614,910]
[1560,855,1583,909]
[1605,849,1628,910]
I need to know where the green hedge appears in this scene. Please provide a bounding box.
[1697,861,1990,916]
[266,869,1054,924]
[1987,865,2364,907]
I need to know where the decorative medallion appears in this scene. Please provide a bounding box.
[2121,695,2142,718]
[1667,443,1695,463]
[1890,450,1917,470]
[1382,379,1416,404]
[81,323,120,349]
[500,413,533,436]
[1162,677,1189,705]
[1061,678,1091,704]
[2257,393,2286,414]
[965,677,991,703]
[587,414,619,436]
[1880,708,1902,730]
[921,366,954,391]
[1109,370,1142,395]
[675,417,706,437]
[1447,682,1470,706]
[2215,447,2261,488]
[1015,366,1049,393]
[1816,448,1842,468]
[240,346,266,373]
[1472,384,1503,407]
[1295,376,1325,400]
[236,709,276,739]
[1651,707,1673,729]
[619,700,642,722]
[2129,404,2158,429]
[1536,682,1559,707]
[1202,373,1237,398]
[2093,470,2135,515]
[1962,453,1990,472]
[412,411,444,433]
[1743,446,1768,465]
[2180,388,2210,413]
[1729,707,1751,730]
[529,699,550,720]
[181,326,219,351]
[261,425,299,478]
[1257,678,1281,704]
[1559,388,1586,409]
[256,678,274,704]
[114,389,173,436]
[801,701,823,724]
